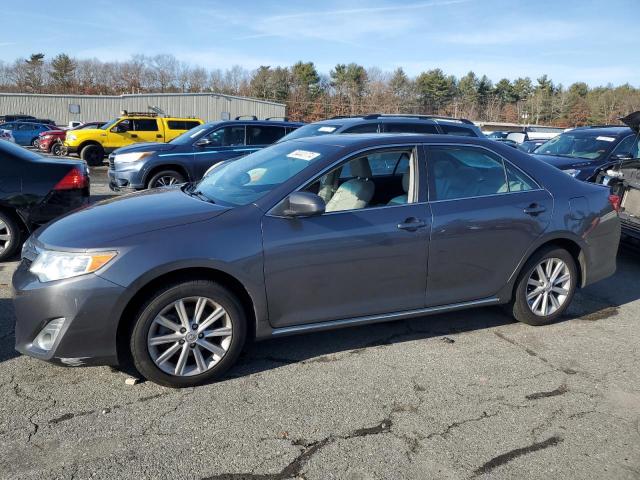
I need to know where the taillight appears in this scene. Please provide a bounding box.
[54,167,88,190]
[608,194,621,212]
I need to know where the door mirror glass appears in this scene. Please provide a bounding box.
[283,192,325,218]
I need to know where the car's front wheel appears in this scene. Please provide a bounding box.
[509,247,577,326]
[130,280,246,388]
[0,211,22,262]
[80,144,104,166]
[147,170,185,189]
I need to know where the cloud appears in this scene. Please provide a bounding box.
[438,20,582,45]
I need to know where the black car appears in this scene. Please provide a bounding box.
[0,141,89,261]
[277,114,483,143]
[108,118,303,190]
[532,125,639,181]
[0,114,36,123]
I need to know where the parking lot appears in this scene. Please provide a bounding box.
[0,159,638,479]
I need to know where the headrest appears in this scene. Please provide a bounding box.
[350,157,372,179]
[402,172,409,192]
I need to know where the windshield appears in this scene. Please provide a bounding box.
[276,123,342,143]
[100,118,119,130]
[170,123,216,145]
[533,132,618,160]
[190,142,334,206]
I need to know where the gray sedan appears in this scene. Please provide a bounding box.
[13,134,620,387]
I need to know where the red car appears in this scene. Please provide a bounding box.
[39,122,106,155]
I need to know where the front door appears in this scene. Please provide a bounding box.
[192,125,255,178]
[262,145,431,328]
[424,144,553,306]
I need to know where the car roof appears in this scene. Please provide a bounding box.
[311,115,475,128]
[286,132,492,149]
[569,126,633,136]
[202,120,304,128]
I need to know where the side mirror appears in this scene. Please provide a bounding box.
[111,124,127,133]
[611,153,633,161]
[195,138,213,147]
[283,192,325,218]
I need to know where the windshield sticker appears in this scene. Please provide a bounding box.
[287,149,321,161]
[318,126,337,133]
[596,136,615,142]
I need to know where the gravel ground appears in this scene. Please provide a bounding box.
[0,155,638,479]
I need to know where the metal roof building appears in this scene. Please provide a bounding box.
[0,92,286,125]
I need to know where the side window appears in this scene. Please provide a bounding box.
[2,124,14,130]
[167,120,200,130]
[132,119,159,132]
[342,123,379,134]
[246,126,286,145]
[439,124,477,137]
[504,162,537,192]
[304,147,417,212]
[611,135,640,158]
[202,128,225,146]
[224,126,246,146]
[428,146,509,201]
[18,124,34,131]
[384,122,438,134]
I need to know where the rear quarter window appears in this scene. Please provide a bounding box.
[439,124,478,137]
[167,120,201,130]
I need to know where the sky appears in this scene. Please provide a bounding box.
[0,0,638,87]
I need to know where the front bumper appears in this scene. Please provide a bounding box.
[63,144,79,155]
[13,261,126,367]
[107,155,146,191]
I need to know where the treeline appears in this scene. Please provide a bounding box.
[1,53,639,126]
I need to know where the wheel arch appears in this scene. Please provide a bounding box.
[115,266,257,366]
[144,163,190,188]
[500,235,585,303]
[78,140,103,153]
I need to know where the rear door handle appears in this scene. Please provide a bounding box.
[130,134,138,138]
[524,203,546,216]
[156,134,162,138]
[397,217,427,232]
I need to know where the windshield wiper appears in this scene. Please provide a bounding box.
[183,184,215,203]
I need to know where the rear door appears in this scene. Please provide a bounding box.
[424,144,552,306]
[131,118,162,143]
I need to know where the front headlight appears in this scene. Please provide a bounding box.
[66,134,77,141]
[30,250,117,282]
[114,152,152,163]
[563,169,581,177]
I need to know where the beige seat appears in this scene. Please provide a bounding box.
[325,157,375,212]
[388,173,409,205]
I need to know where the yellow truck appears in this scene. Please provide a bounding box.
[64,112,203,165]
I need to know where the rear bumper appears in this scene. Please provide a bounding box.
[23,189,90,226]
[13,261,125,366]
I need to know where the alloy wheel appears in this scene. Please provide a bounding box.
[0,219,11,253]
[526,257,571,317]
[154,175,180,187]
[147,296,233,377]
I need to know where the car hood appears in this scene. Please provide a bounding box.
[532,154,597,170]
[112,142,178,155]
[35,187,229,250]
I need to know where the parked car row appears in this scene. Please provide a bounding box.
[38,121,107,155]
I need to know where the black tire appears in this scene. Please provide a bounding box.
[509,247,577,326]
[51,142,63,156]
[0,211,22,262]
[147,170,185,189]
[80,144,104,166]
[129,280,247,388]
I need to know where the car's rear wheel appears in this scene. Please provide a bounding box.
[0,212,22,262]
[130,280,246,388]
[80,144,104,166]
[510,247,577,326]
[147,170,185,189]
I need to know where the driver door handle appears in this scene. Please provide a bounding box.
[397,217,427,232]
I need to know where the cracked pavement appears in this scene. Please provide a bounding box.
[0,171,639,479]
